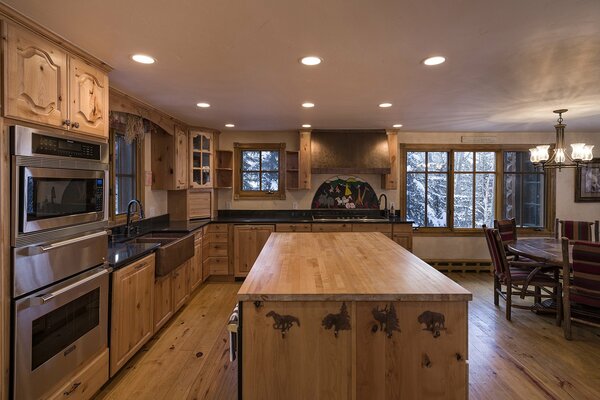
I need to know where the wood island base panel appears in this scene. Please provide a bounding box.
[237,232,472,399]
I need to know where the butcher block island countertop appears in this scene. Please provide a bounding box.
[237,232,472,400]
[238,232,472,302]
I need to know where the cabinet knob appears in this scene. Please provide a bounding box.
[72,122,80,129]
[63,120,71,127]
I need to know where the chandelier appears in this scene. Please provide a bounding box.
[529,109,594,170]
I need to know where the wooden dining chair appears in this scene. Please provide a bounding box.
[562,238,600,340]
[483,226,562,324]
[556,219,599,242]
[494,218,518,257]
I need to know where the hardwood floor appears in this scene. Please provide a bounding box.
[94,273,600,400]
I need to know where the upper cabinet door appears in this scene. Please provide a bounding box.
[174,125,189,189]
[5,23,68,128]
[189,131,213,188]
[69,56,109,139]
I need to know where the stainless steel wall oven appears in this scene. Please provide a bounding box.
[10,126,111,399]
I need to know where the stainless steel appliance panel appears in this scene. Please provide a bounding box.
[13,265,109,400]
[13,231,108,297]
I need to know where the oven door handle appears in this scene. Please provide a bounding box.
[37,230,108,253]
[27,266,112,307]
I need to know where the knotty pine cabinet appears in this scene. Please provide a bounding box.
[47,349,109,400]
[151,125,189,190]
[153,273,173,332]
[172,260,190,312]
[233,225,274,277]
[242,300,467,399]
[4,22,109,140]
[203,224,230,276]
[190,233,203,292]
[110,254,155,376]
[392,223,413,252]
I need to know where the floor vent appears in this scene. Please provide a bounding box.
[425,259,492,273]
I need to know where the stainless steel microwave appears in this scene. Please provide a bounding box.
[11,126,109,241]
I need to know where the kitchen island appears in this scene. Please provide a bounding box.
[238,232,472,400]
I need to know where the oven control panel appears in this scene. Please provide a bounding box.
[96,179,105,211]
[32,133,101,160]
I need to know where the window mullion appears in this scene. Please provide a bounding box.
[424,152,429,227]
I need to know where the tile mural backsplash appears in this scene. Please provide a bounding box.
[311,176,379,209]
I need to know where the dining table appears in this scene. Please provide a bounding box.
[507,237,569,266]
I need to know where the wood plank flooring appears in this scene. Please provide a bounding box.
[94,273,600,400]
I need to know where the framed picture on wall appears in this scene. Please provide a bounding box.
[575,158,600,202]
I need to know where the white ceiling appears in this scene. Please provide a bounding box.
[5,0,600,132]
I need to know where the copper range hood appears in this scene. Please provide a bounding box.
[310,129,391,174]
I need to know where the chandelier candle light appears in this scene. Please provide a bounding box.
[530,109,594,170]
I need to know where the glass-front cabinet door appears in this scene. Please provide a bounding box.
[190,131,213,188]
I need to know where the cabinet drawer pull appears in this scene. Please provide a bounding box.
[134,262,148,270]
[63,381,81,396]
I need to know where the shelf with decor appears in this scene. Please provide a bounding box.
[286,150,300,190]
[215,150,234,188]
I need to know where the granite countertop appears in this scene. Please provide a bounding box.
[108,242,161,269]
[211,216,413,224]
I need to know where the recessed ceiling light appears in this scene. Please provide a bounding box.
[423,56,446,66]
[196,102,210,108]
[225,123,235,128]
[302,102,315,108]
[302,124,312,128]
[300,56,322,66]
[379,103,392,108]
[131,54,156,64]
[393,124,403,128]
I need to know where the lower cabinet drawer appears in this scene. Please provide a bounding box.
[207,242,228,257]
[275,223,312,232]
[351,224,392,233]
[48,349,108,400]
[206,232,228,243]
[312,223,352,232]
[205,257,228,275]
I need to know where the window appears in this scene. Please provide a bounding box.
[406,152,448,227]
[110,130,143,218]
[502,151,545,227]
[453,151,496,228]
[404,147,553,233]
[234,143,286,199]
[405,150,497,230]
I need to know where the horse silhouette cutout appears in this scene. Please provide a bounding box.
[266,311,300,337]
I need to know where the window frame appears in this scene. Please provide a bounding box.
[109,128,145,224]
[400,144,555,236]
[233,142,286,200]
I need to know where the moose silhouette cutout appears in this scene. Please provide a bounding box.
[266,311,300,337]
[372,303,401,338]
[418,311,446,338]
[322,302,351,337]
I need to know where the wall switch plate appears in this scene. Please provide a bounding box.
[292,202,298,210]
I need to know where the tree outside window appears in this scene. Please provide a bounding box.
[503,151,544,227]
[234,143,286,199]
[406,151,448,227]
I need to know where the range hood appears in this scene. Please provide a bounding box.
[311,129,391,174]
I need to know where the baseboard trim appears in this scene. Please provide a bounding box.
[424,259,492,273]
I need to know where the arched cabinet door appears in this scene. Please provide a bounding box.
[69,56,109,139]
[5,23,68,128]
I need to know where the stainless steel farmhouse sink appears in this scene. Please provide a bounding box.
[129,232,194,276]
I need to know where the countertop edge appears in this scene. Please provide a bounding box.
[237,293,473,302]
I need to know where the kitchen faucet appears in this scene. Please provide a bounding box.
[378,193,389,218]
[126,199,145,236]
